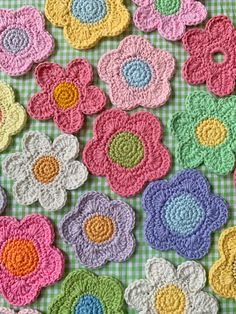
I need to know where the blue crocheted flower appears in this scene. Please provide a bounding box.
[142,169,228,259]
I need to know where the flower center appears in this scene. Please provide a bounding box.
[155,285,186,314]
[1,239,39,277]
[122,59,152,88]
[53,82,79,110]
[164,194,204,236]
[155,0,181,16]
[196,118,228,147]
[33,156,60,184]
[84,215,115,244]
[2,28,29,54]
[71,0,107,24]
[108,131,144,169]
[74,295,104,314]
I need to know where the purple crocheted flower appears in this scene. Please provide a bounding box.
[143,169,228,259]
[0,186,7,214]
[60,192,135,268]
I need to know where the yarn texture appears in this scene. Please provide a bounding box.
[183,15,236,96]
[0,214,64,306]
[45,0,130,49]
[98,35,175,110]
[0,185,7,214]
[132,0,207,41]
[0,6,54,76]
[125,257,218,313]
[83,109,171,197]
[60,192,135,268]
[0,309,41,314]
[2,131,88,211]
[27,58,106,134]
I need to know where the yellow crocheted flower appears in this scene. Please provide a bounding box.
[45,0,130,49]
[0,82,26,152]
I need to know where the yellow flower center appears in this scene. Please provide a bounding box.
[33,156,60,184]
[53,82,79,110]
[155,285,186,314]
[84,215,115,244]
[196,118,227,147]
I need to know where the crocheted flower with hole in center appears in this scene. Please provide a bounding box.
[60,192,135,268]
[45,0,130,50]
[98,36,175,110]
[132,0,207,41]
[0,214,64,306]
[0,81,26,152]
[49,269,124,314]
[183,16,236,97]
[3,131,88,211]
[0,309,41,314]
[83,109,171,197]
[0,186,7,215]
[27,58,106,134]
[169,91,236,175]
[125,257,218,314]
[0,6,54,76]
[143,169,228,259]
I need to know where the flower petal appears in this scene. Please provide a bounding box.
[31,31,54,63]
[181,1,207,26]
[53,106,84,134]
[52,134,79,161]
[177,140,203,168]
[185,91,216,117]
[2,153,27,180]
[66,58,93,86]
[133,6,159,32]
[205,195,228,231]
[204,147,235,175]
[0,133,10,152]
[182,29,210,55]
[0,81,14,104]
[191,291,218,313]
[45,0,71,26]
[97,51,120,82]
[27,92,55,120]
[158,18,185,41]
[39,187,67,211]
[2,102,26,135]
[0,53,33,76]
[34,62,65,90]
[144,81,172,108]
[63,161,88,190]
[206,16,234,41]
[15,6,44,31]
[207,71,235,97]
[13,177,38,205]
[145,257,176,285]
[169,112,192,142]
[0,308,14,314]
[80,86,106,115]
[183,56,208,85]
[23,131,52,155]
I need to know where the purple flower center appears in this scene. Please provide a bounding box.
[2,28,29,54]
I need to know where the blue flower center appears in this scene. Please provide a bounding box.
[71,0,107,24]
[2,28,29,54]
[163,194,204,236]
[122,59,152,88]
[74,295,104,314]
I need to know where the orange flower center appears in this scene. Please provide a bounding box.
[33,156,60,184]
[84,215,115,244]
[53,82,79,110]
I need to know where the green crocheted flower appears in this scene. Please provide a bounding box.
[169,91,236,175]
[48,269,124,314]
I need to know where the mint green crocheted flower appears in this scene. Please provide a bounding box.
[169,91,236,175]
[48,269,124,314]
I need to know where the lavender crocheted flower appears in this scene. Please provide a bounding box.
[0,186,7,214]
[143,169,228,259]
[60,192,135,268]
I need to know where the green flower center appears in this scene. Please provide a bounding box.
[155,0,181,16]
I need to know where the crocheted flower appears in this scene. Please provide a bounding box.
[45,0,130,50]
[0,309,41,314]
[0,6,54,76]
[143,169,228,259]
[0,214,64,306]
[125,257,218,313]
[27,59,106,134]
[49,269,124,314]
[132,0,207,41]
[0,81,26,152]
[169,91,236,175]
[98,36,175,110]
[3,131,88,211]
[60,192,135,268]
[83,109,171,197]
[0,186,7,214]
[183,16,236,97]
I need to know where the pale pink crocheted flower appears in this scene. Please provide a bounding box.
[132,0,207,41]
[27,58,106,134]
[0,6,54,76]
[98,36,175,110]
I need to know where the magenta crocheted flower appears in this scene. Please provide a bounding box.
[0,214,64,306]
[98,36,175,110]
[83,109,172,197]
[0,6,54,76]
[132,0,207,41]
[27,58,106,134]
[183,16,236,97]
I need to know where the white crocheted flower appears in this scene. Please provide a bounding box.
[3,131,88,211]
[125,257,218,314]
[0,308,41,314]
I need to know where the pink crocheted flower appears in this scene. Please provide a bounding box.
[27,58,106,134]
[83,109,171,197]
[0,214,64,306]
[132,0,207,41]
[98,36,175,110]
[0,6,54,76]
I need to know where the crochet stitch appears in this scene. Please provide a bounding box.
[143,169,228,259]
[169,91,236,175]
[49,269,124,314]
[2,131,88,211]
[125,257,218,313]
[98,35,175,110]
[0,6,54,76]
[27,58,106,134]
[132,0,207,41]
[0,185,7,214]
[45,0,130,49]
[0,81,26,152]
[0,309,41,314]
[0,214,64,306]
[83,109,171,197]
[183,15,236,97]
[60,192,135,268]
